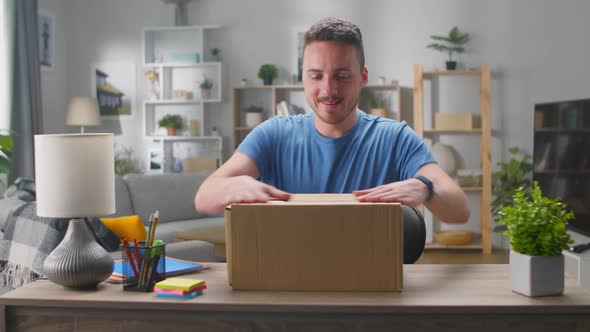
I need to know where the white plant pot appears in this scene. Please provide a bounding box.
[510,250,564,297]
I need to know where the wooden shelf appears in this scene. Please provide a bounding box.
[535,128,590,133]
[234,127,254,132]
[424,129,482,135]
[233,84,402,150]
[425,243,483,250]
[414,64,492,255]
[423,69,481,78]
[462,186,483,192]
[534,170,590,175]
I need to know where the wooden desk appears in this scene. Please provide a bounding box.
[173,227,226,258]
[2,264,590,332]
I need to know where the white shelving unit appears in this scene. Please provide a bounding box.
[142,25,223,173]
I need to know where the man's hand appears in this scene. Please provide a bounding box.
[352,178,428,206]
[221,175,291,205]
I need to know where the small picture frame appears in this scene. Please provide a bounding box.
[148,149,163,171]
[38,10,55,71]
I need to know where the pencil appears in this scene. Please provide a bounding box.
[139,213,154,288]
[121,239,139,278]
[148,210,159,247]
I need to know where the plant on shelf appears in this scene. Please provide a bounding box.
[258,64,278,85]
[199,77,214,99]
[158,114,183,136]
[210,48,221,62]
[114,144,143,176]
[492,147,533,232]
[427,26,470,70]
[368,96,386,118]
[0,130,13,185]
[498,181,574,297]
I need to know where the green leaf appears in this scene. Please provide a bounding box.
[0,134,13,150]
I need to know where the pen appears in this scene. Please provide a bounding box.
[121,239,139,278]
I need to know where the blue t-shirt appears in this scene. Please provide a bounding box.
[237,110,436,193]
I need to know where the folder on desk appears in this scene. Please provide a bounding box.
[108,256,208,283]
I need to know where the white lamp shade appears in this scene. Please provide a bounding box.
[65,97,101,126]
[34,134,115,218]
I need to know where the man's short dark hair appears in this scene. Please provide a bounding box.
[303,17,365,69]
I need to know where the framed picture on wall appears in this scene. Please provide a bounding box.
[293,27,307,83]
[38,10,55,71]
[91,61,135,118]
[148,149,163,171]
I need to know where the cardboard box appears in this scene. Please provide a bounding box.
[225,194,403,292]
[435,112,481,130]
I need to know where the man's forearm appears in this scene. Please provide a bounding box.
[425,181,470,223]
[194,175,230,215]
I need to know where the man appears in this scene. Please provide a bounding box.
[195,17,469,224]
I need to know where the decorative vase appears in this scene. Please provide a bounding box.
[43,218,114,289]
[190,120,199,136]
[245,112,263,127]
[509,250,564,297]
[167,127,177,136]
[431,143,458,176]
[446,61,457,70]
[201,88,211,100]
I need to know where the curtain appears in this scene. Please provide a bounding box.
[6,0,43,184]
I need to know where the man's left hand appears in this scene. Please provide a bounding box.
[352,178,429,206]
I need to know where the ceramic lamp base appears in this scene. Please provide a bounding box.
[43,218,114,289]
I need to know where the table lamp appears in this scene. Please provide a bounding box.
[65,97,101,133]
[34,133,115,289]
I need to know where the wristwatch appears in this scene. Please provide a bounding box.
[414,175,434,202]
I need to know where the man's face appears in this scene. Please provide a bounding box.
[302,41,368,126]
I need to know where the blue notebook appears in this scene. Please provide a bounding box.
[111,256,206,280]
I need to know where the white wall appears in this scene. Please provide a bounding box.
[39,0,590,246]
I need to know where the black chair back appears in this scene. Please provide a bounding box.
[402,206,426,264]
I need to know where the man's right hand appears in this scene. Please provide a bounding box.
[195,152,291,215]
[221,175,291,206]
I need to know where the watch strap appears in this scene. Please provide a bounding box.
[414,175,434,202]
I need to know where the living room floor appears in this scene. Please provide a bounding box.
[417,249,509,264]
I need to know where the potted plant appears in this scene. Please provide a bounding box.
[258,64,278,85]
[199,77,213,99]
[114,144,142,176]
[427,26,470,70]
[158,114,183,136]
[210,48,221,62]
[0,130,13,186]
[368,96,387,117]
[498,181,574,297]
[492,147,533,233]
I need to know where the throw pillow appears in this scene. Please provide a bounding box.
[100,215,147,242]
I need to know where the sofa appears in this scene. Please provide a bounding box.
[111,170,225,261]
[0,171,225,263]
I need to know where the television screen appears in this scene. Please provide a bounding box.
[533,98,590,235]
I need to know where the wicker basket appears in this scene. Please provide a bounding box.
[434,230,473,245]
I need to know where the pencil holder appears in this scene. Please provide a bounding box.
[121,241,166,292]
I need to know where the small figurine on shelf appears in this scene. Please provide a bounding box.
[211,126,221,137]
[145,69,159,100]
